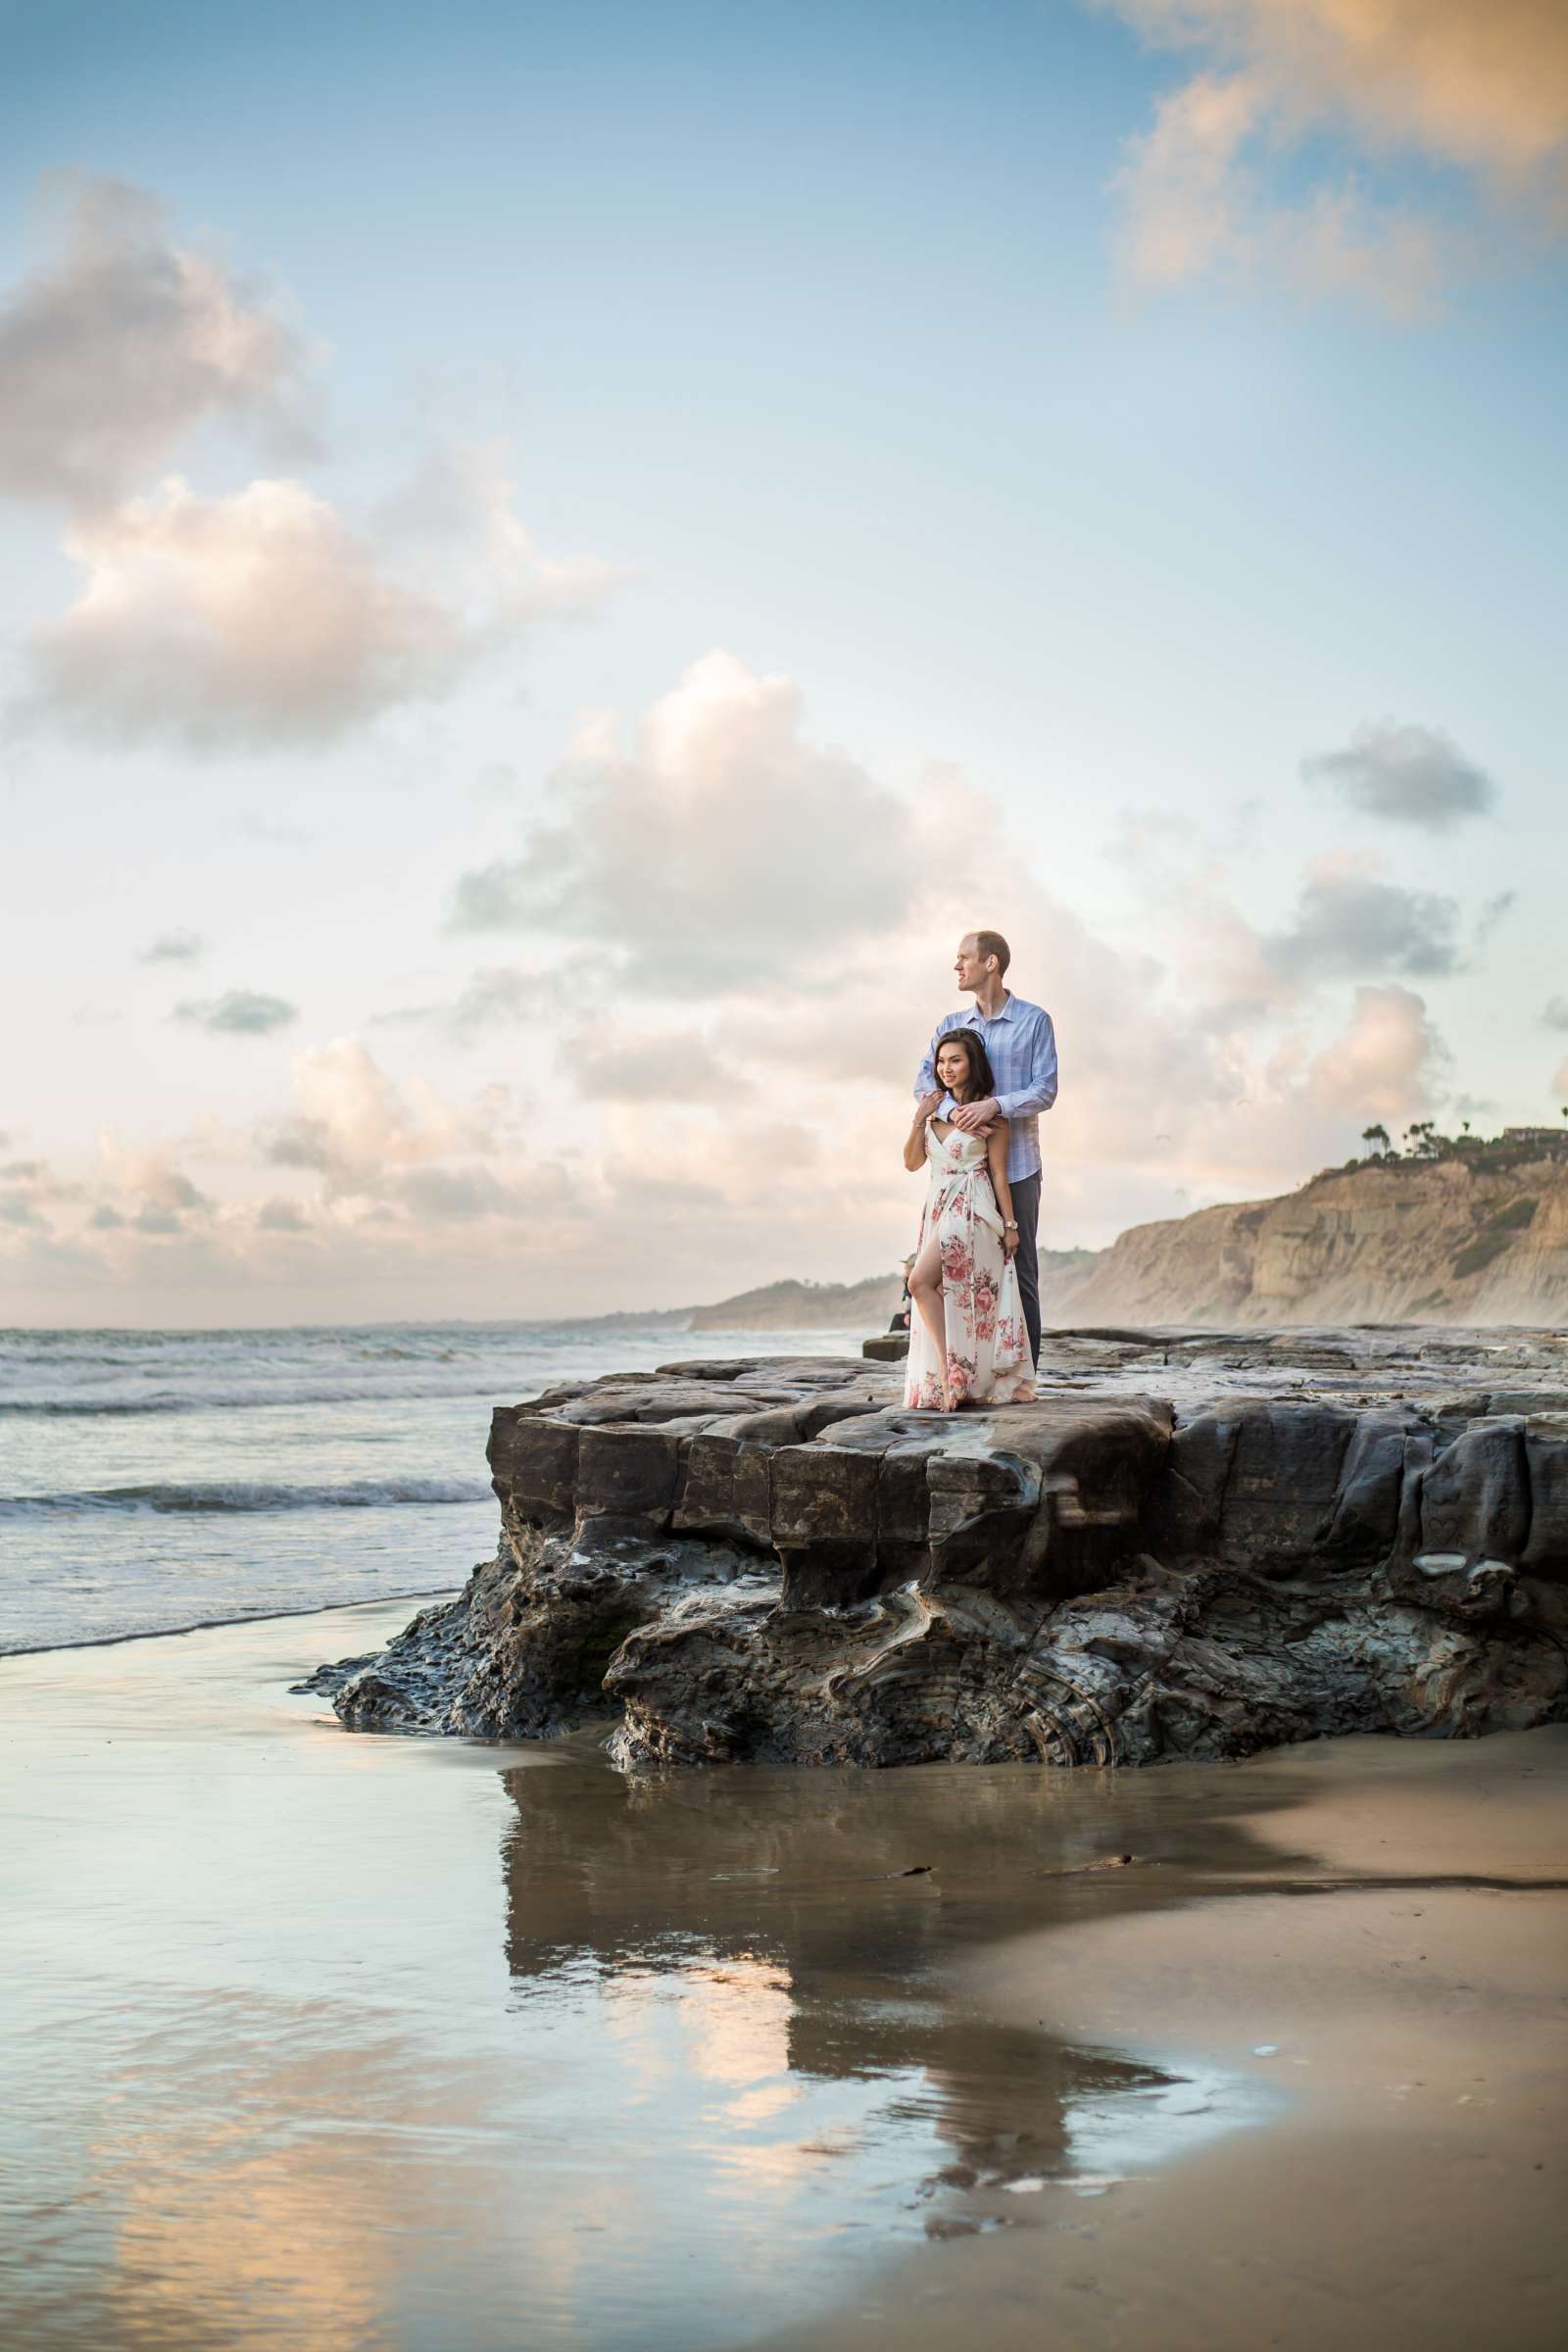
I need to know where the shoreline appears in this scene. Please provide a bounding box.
[0,1580,461,1662]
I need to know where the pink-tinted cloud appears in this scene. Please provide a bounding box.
[1303,982,1450,1121]
[447,651,947,991]
[22,449,616,750]
[0,175,312,510]
[1101,0,1568,309]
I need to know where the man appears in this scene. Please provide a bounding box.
[913,931,1058,1365]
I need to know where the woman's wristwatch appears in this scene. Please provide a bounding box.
[1004,1220,1018,1231]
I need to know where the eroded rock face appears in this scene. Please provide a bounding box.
[321,1328,1568,1766]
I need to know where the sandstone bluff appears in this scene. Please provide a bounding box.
[314,1325,1568,1768]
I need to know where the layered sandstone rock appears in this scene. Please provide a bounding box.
[1048,1153,1568,1327]
[316,1326,1568,1767]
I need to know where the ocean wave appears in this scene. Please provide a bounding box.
[0,1476,491,1516]
[0,1380,517,1417]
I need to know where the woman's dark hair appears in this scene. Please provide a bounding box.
[933,1028,996,1102]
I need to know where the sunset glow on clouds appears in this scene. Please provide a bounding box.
[1104,0,1568,309]
[3,0,1564,1322]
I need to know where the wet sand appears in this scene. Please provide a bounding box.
[2,1607,1564,2351]
[760,1731,1568,2352]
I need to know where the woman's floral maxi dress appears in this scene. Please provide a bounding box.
[904,1121,1035,1409]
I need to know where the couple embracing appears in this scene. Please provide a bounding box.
[902,930,1058,1413]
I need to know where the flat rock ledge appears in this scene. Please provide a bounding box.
[315,1326,1568,1768]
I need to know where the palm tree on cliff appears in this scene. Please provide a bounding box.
[1361,1122,1391,1157]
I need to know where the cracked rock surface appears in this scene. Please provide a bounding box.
[318,1326,1568,1766]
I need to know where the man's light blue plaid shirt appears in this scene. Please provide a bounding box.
[914,992,1058,1183]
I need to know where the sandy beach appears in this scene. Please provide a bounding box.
[761,1731,1568,2352]
[3,1606,1565,2351]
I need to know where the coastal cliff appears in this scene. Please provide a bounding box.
[314,1324,1568,1769]
[1050,1150,1568,1327]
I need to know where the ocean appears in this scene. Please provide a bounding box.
[0,1321,866,1655]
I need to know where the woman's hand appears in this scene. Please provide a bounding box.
[1002,1224,1020,1260]
[905,1097,940,1172]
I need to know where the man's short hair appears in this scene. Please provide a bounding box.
[972,929,1010,977]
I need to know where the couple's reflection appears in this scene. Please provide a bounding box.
[497,1751,1292,2203]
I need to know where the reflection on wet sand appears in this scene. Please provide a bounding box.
[4,1606,1383,2352]
[499,1750,1290,2233]
[88,1993,416,2352]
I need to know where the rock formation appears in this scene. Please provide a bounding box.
[1048,1150,1568,1327]
[313,1325,1568,1768]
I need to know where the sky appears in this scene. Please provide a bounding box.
[3,0,1566,1326]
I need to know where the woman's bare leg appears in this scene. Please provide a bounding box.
[906,1234,951,1409]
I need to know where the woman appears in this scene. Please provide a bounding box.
[902,1030,1034,1411]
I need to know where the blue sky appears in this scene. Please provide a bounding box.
[4,0,1566,1321]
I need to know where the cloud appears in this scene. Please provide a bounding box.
[446,651,942,993]
[375,439,624,618]
[140,929,207,963]
[1473,891,1517,951]
[257,1198,308,1232]
[174,990,298,1036]
[371,964,551,1040]
[24,476,466,751]
[1267,854,1463,983]
[1300,982,1450,1120]
[1542,996,1568,1032]
[1104,0,1568,178]
[0,1151,79,1230]
[1101,0,1568,306]
[0,1152,86,1235]
[390,1164,543,1221]
[1113,69,1257,289]
[1112,67,1446,314]
[0,174,310,510]
[570,1025,746,1105]
[22,455,618,752]
[258,1039,479,1186]
[1302,720,1498,829]
[97,1148,211,1222]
